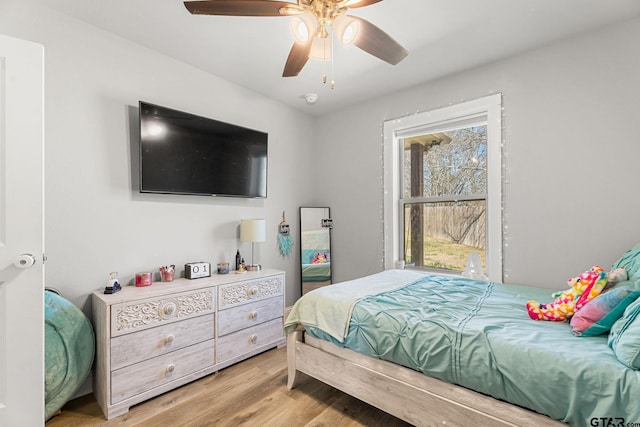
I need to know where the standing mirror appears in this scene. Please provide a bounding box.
[300,207,332,295]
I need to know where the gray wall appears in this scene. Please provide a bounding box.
[2,3,639,312]
[315,17,640,290]
[0,1,314,309]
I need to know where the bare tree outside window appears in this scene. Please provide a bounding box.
[402,125,487,271]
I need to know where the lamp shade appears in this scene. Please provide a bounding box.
[309,37,331,61]
[290,13,317,43]
[240,219,266,243]
[332,15,360,45]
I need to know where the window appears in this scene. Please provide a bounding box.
[383,94,503,281]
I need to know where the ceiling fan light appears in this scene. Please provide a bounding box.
[290,13,317,43]
[309,37,331,61]
[332,15,360,45]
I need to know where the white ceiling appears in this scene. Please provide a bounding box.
[33,0,640,115]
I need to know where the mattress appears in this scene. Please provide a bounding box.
[293,271,640,426]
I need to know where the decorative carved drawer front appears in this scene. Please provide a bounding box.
[110,339,214,404]
[218,274,283,310]
[110,314,214,371]
[111,289,214,337]
[216,318,283,363]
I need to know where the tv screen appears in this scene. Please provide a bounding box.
[139,101,268,198]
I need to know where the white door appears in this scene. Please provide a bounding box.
[0,34,45,426]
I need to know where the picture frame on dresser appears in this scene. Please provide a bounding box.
[91,269,286,420]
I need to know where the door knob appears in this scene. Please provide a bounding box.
[14,254,36,269]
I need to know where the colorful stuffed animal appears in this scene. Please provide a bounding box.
[526,266,607,321]
[311,252,329,264]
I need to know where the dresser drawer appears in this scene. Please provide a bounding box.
[111,314,214,370]
[216,318,283,363]
[111,339,214,404]
[112,289,215,337]
[218,274,283,310]
[217,296,282,336]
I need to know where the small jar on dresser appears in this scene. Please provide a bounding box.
[91,268,286,420]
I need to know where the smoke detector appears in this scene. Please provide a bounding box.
[304,93,318,104]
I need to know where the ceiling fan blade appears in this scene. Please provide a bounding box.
[351,16,408,65]
[282,40,313,77]
[346,0,384,8]
[184,0,300,17]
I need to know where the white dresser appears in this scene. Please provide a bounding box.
[92,269,285,420]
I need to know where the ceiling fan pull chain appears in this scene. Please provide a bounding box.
[323,34,330,85]
[331,32,336,89]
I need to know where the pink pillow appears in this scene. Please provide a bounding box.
[570,283,640,336]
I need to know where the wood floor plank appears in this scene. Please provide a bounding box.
[308,392,412,427]
[142,369,283,426]
[46,347,410,427]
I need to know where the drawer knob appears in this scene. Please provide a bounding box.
[164,335,175,345]
[249,334,258,344]
[166,364,176,375]
[248,287,258,297]
[160,302,177,319]
[249,311,258,320]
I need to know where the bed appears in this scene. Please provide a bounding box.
[285,244,640,427]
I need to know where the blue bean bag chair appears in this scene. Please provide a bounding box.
[45,290,95,420]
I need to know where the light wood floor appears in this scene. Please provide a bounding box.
[45,346,412,427]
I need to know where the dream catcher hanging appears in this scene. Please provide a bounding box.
[278,211,293,256]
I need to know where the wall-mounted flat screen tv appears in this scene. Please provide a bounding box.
[139,101,268,198]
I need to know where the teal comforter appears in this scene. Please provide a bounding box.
[302,273,640,426]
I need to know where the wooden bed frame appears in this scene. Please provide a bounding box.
[287,330,566,427]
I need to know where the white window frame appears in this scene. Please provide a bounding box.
[383,94,503,282]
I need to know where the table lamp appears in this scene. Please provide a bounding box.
[240,218,266,271]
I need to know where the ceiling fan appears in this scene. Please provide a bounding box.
[183,0,408,79]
